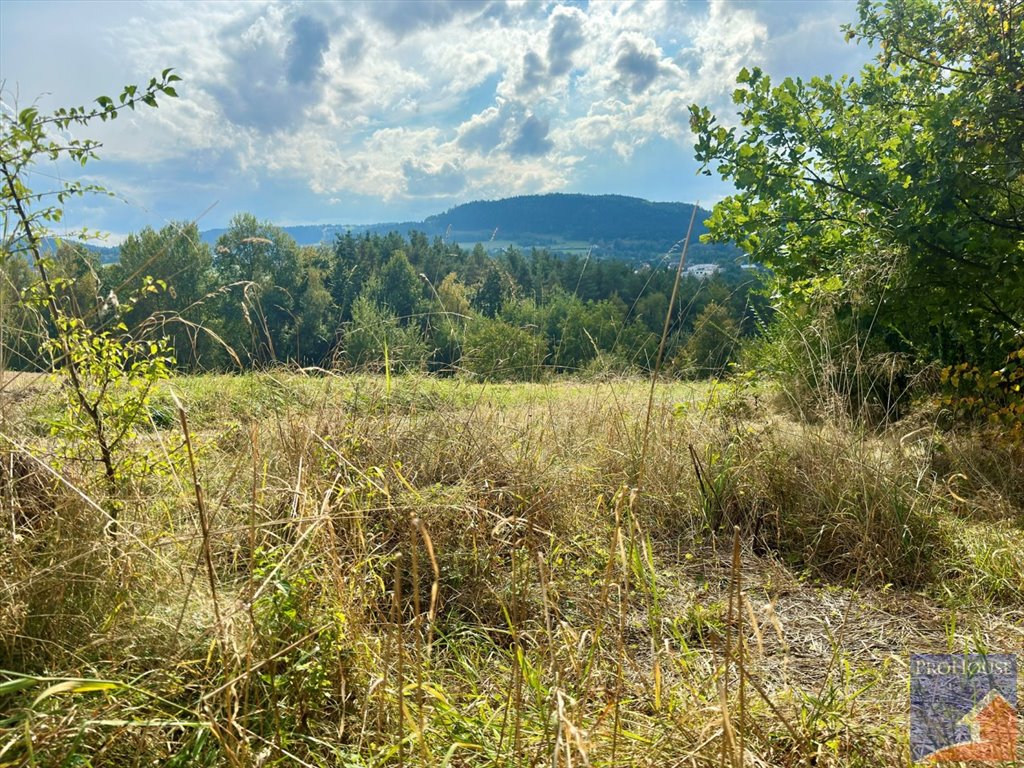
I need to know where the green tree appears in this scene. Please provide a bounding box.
[504,246,534,299]
[293,245,338,365]
[0,252,44,369]
[613,320,660,372]
[212,213,303,366]
[677,301,739,378]
[466,243,490,284]
[370,250,422,323]
[343,295,426,372]
[473,264,507,318]
[49,241,103,321]
[634,291,669,335]
[111,221,213,367]
[330,231,373,323]
[1,71,180,535]
[542,291,624,372]
[690,0,1023,368]
[426,272,471,373]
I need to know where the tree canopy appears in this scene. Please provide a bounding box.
[690,0,1023,367]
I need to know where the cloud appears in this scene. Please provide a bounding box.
[681,0,768,112]
[614,35,663,95]
[402,159,466,197]
[456,103,508,153]
[0,0,871,232]
[507,114,553,157]
[511,5,585,96]
[205,6,334,133]
[456,102,554,159]
[547,6,586,77]
[285,15,330,85]
[747,2,864,81]
[518,51,547,95]
[570,111,618,150]
[430,45,501,100]
[366,0,497,38]
[340,34,367,65]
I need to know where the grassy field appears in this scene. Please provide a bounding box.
[1,372,1022,766]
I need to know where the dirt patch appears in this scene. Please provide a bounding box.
[657,544,1023,719]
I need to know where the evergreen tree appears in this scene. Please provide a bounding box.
[371,250,422,323]
[473,265,506,318]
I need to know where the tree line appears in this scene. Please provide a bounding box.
[1,213,766,380]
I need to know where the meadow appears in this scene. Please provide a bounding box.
[2,370,1021,766]
[3,0,1023,763]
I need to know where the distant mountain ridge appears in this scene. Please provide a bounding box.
[423,194,708,244]
[27,237,122,265]
[199,194,736,263]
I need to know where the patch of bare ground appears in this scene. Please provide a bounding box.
[0,369,49,399]
[661,543,1022,686]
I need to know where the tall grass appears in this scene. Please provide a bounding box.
[1,373,1021,766]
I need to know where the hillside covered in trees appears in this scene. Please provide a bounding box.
[3,217,763,379]
[198,194,743,264]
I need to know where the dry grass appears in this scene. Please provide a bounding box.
[1,372,1021,766]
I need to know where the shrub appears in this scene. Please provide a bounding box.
[461,316,546,381]
[940,346,1024,440]
[343,295,426,372]
[695,425,949,587]
[674,300,739,378]
[743,276,912,425]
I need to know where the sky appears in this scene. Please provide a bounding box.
[0,0,873,240]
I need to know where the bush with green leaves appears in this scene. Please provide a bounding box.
[38,282,176,481]
[1,71,181,532]
[675,300,739,378]
[691,0,1023,371]
[343,295,427,372]
[743,274,911,423]
[941,346,1024,440]
[461,315,546,381]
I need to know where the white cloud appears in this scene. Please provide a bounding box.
[0,0,868,229]
[546,5,587,77]
[402,159,466,197]
[688,0,768,96]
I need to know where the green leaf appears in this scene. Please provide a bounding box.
[0,676,40,697]
[32,679,121,706]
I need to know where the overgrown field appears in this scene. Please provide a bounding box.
[1,372,1022,766]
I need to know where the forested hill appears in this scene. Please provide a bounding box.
[199,194,736,263]
[422,194,708,244]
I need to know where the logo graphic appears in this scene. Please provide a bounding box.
[910,654,1018,763]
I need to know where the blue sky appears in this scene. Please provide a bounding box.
[1,0,872,240]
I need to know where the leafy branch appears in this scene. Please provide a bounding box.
[1,71,181,538]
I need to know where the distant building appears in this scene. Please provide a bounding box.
[684,263,720,279]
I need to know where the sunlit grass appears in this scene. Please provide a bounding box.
[1,372,1020,766]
